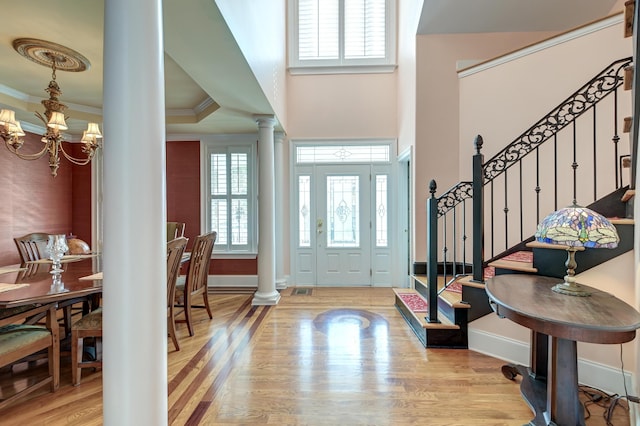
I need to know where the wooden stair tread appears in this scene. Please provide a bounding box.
[439,288,469,309]
[526,241,585,251]
[625,0,635,38]
[456,275,486,289]
[488,259,537,273]
[409,275,468,308]
[609,217,634,225]
[621,189,635,202]
[393,288,459,330]
[412,274,427,287]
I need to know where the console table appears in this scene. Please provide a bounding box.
[485,274,640,426]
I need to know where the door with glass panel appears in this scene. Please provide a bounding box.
[315,165,371,285]
[294,143,392,286]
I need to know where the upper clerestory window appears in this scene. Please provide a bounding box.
[288,0,396,74]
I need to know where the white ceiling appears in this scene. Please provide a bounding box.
[0,0,274,139]
[0,1,622,141]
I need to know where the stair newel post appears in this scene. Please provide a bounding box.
[472,135,485,283]
[426,179,440,323]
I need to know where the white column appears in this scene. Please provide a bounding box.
[274,132,288,289]
[253,115,281,305]
[103,1,167,425]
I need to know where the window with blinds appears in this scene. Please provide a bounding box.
[205,141,256,253]
[290,0,395,72]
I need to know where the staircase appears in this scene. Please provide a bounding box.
[396,37,638,347]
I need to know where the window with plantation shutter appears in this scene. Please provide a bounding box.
[204,138,257,254]
[290,0,396,73]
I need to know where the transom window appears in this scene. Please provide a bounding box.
[289,0,396,73]
[296,144,390,163]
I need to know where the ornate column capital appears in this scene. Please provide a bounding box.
[253,114,276,129]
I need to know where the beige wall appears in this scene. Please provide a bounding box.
[397,0,422,156]
[459,18,631,173]
[413,30,557,261]
[458,16,632,256]
[286,73,397,138]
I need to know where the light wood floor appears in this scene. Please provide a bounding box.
[0,287,632,425]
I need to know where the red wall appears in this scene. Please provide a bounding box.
[0,132,75,264]
[0,135,256,275]
[70,144,93,243]
[166,141,257,275]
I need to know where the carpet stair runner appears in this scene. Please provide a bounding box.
[393,288,464,348]
[396,251,534,348]
[397,218,634,348]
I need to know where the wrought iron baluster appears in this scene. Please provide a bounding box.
[452,206,457,279]
[490,180,495,258]
[519,160,523,242]
[593,105,597,200]
[462,199,467,274]
[572,121,578,203]
[535,147,541,224]
[613,88,620,189]
[554,134,558,210]
[442,214,448,285]
[503,172,509,251]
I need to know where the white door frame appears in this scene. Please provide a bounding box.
[289,139,397,287]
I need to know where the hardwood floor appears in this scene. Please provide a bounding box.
[0,287,632,425]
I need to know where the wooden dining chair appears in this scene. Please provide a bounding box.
[167,222,186,242]
[71,307,102,386]
[13,232,50,263]
[167,237,188,351]
[0,303,59,409]
[13,232,83,337]
[174,231,216,336]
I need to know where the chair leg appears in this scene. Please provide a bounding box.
[185,294,194,337]
[168,318,180,351]
[72,332,83,386]
[203,291,213,319]
[62,305,72,338]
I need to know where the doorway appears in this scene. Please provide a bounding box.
[292,142,394,286]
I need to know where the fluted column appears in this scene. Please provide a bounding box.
[253,115,281,305]
[274,132,288,289]
[103,0,167,424]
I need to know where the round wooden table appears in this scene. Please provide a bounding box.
[486,274,640,426]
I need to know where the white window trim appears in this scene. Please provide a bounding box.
[201,134,258,256]
[287,0,397,75]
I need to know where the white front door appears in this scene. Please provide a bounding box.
[316,165,371,285]
[292,142,394,287]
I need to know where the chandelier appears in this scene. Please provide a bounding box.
[0,39,102,177]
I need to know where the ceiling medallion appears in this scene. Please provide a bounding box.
[0,39,101,176]
[12,38,91,72]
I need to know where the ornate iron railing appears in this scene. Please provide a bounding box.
[423,58,633,322]
[483,58,632,183]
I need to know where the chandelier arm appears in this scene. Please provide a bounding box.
[4,138,49,161]
[59,143,95,166]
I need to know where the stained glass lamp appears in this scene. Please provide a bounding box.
[534,203,619,296]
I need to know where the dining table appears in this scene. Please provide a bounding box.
[0,254,102,310]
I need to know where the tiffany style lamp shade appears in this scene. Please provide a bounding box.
[534,203,619,296]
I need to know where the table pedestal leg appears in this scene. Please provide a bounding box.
[548,337,584,426]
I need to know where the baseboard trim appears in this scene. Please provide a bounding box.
[468,328,635,396]
[206,275,257,288]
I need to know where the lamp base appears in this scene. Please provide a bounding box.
[551,282,591,297]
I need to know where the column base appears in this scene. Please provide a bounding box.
[275,276,288,290]
[252,290,281,306]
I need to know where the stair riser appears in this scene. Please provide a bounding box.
[462,286,494,322]
[394,302,468,348]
